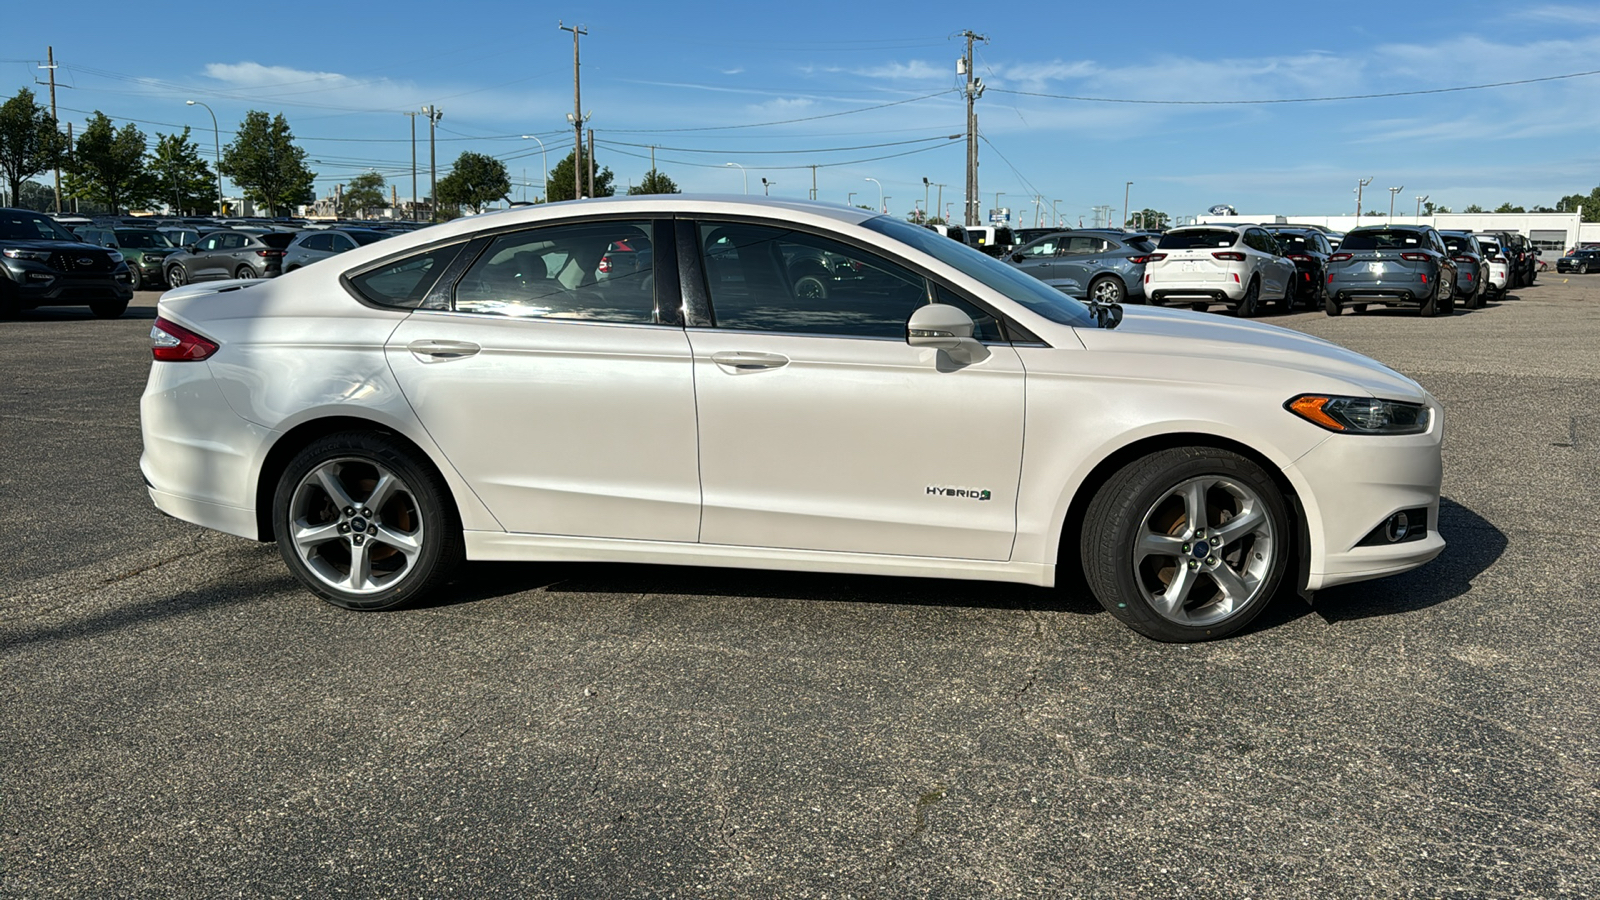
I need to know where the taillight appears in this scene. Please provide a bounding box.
[1212,252,1245,261]
[1451,255,1473,262]
[1400,252,1429,261]
[1329,252,1353,262]
[1287,254,1312,261]
[256,249,286,257]
[150,316,218,361]
[598,255,612,274]
[1129,254,1159,264]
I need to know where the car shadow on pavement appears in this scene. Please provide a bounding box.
[1306,496,1504,624]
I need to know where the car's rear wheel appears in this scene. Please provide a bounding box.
[1235,278,1261,318]
[1081,447,1290,642]
[1580,262,1589,275]
[167,265,187,287]
[273,432,462,611]
[127,266,142,291]
[90,300,128,319]
[1088,275,1125,305]
[1190,302,1209,312]
[235,265,256,280]
[1323,292,1341,316]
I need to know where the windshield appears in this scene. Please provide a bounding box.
[864,215,1094,328]
[349,231,386,246]
[0,210,76,242]
[1159,229,1239,249]
[115,229,174,249]
[1340,230,1425,251]
[259,233,297,249]
[1272,233,1313,253]
[1442,237,1476,255]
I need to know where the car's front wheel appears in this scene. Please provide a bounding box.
[273,432,462,611]
[1088,275,1125,305]
[166,265,187,287]
[127,266,142,291]
[1081,447,1290,642]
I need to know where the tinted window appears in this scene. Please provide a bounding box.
[455,220,657,324]
[115,230,173,249]
[1019,238,1061,257]
[350,231,385,246]
[699,221,927,338]
[347,243,465,309]
[1339,230,1424,251]
[259,233,296,249]
[1124,238,1157,253]
[1442,236,1476,254]
[300,234,330,251]
[0,211,75,241]
[1063,237,1108,255]
[1159,230,1239,249]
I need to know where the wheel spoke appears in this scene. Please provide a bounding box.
[314,466,358,511]
[370,526,422,559]
[1211,505,1265,548]
[1209,562,1255,611]
[293,520,343,553]
[1136,530,1187,563]
[1179,480,1211,533]
[1152,563,1199,617]
[364,472,400,511]
[346,539,375,592]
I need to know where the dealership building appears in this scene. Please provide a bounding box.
[1197,211,1595,253]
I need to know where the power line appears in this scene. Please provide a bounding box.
[606,90,954,133]
[990,68,1600,106]
[602,134,960,155]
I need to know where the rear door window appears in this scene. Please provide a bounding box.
[454,220,658,324]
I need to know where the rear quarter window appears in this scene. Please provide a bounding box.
[1158,230,1239,249]
[345,243,466,309]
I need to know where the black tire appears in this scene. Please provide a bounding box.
[1088,276,1126,305]
[90,300,128,319]
[1279,274,1296,308]
[1080,447,1290,642]
[1580,262,1589,275]
[1323,292,1341,316]
[1418,280,1439,317]
[273,431,462,611]
[1190,302,1209,312]
[127,266,142,291]
[167,265,187,287]
[792,273,828,300]
[1439,274,1455,314]
[1235,278,1261,318]
[1352,303,1368,314]
[234,265,257,280]
[1466,281,1484,310]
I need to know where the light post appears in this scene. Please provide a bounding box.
[883,196,892,215]
[1388,185,1404,219]
[761,177,775,196]
[865,177,883,213]
[421,105,443,219]
[1416,195,1429,220]
[725,162,747,194]
[521,135,548,202]
[1123,181,1133,230]
[847,191,856,207]
[922,177,930,219]
[994,191,1004,221]
[185,100,222,216]
[1052,199,1062,228]
[927,180,946,222]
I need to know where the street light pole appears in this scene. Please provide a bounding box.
[1388,185,1404,219]
[922,177,930,220]
[847,192,856,207]
[521,135,548,201]
[761,177,774,196]
[1124,181,1133,230]
[185,100,222,216]
[865,177,883,213]
[725,162,746,194]
[1416,195,1429,220]
[421,105,442,219]
[1052,199,1062,228]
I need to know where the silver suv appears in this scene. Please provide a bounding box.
[1004,229,1157,304]
[1145,225,1297,316]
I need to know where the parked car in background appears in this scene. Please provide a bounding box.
[282,228,388,272]
[1325,225,1458,317]
[1145,224,1296,316]
[1262,226,1333,309]
[966,225,1015,257]
[924,223,970,245]
[1473,234,1510,299]
[79,226,180,290]
[164,230,296,285]
[1555,247,1600,274]
[0,206,133,318]
[1011,227,1059,247]
[157,226,205,249]
[1440,232,1490,309]
[139,195,1445,643]
[1503,232,1536,287]
[1005,229,1157,304]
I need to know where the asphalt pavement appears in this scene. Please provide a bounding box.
[2,275,1597,897]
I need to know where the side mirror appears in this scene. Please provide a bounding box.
[907,304,988,363]
[1535,249,1543,256]
[1010,252,1024,263]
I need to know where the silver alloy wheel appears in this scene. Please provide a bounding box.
[1090,277,1123,304]
[287,457,426,595]
[1131,475,1276,627]
[235,265,256,280]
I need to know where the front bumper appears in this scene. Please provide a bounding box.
[1,264,133,306]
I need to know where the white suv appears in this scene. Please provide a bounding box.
[1145,225,1296,316]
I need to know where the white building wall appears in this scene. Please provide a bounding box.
[1197,212,1584,252]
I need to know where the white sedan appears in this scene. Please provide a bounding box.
[141,196,1444,642]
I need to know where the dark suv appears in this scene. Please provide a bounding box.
[1325,224,1459,317]
[1262,226,1334,309]
[0,208,134,318]
[164,230,296,285]
[79,226,179,290]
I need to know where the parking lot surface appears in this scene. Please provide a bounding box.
[3,279,1597,897]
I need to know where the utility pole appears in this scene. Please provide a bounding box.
[1355,176,1372,218]
[809,165,818,201]
[561,21,588,200]
[959,30,987,226]
[421,106,442,220]
[1388,185,1404,220]
[41,47,61,213]
[404,111,419,221]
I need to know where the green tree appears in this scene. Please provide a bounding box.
[545,149,614,202]
[1556,188,1599,221]
[1494,202,1525,214]
[435,152,510,215]
[1125,208,1170,230]
[1463,204,1485,213]
[220,111,316,217]
[626,168,679,195]
[1422,201,1451,215]
[64,111,150,213]
[147,128,216,216]
[341,170,388,218]
[0,88,67,210]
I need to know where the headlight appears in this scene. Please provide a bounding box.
[1285,394,1429,435]
[2,248,51,261]
[107,250,125,263]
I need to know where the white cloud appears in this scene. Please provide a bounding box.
[854,60,946,81]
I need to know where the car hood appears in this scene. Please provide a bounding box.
[0,238,106,253]
[1073,304,1428,402]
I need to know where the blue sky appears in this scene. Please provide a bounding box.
[5,1,1598,224]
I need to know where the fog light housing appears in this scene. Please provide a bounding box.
[26,272,54,283]
[1358,508,1429,546]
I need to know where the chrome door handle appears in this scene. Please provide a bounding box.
[710,351,789,371]
[407,339,480,362]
